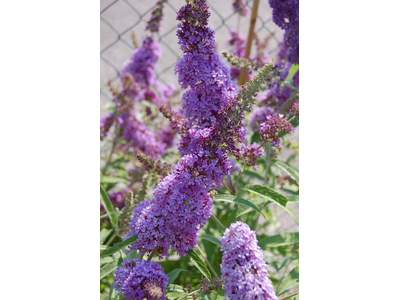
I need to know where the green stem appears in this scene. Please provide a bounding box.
[279,291,299,300]
[223,181,233,194]
[176,289,200,300]
[276,258,293,292]
[254,145,271,232]
[105,232,118,246]
[233,168,243,196]
[196,245,219,278]
[102,136,117,174]
[147,246,159,261]
[211,214,226,231]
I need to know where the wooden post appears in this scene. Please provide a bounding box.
[239,0,260,86]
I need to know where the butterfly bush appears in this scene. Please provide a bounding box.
[114,259,168,300]
[127,0,244,258]
[220,221,278,300]
[101,0,300,299]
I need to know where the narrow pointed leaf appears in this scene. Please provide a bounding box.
[100,228,113,244]
[100,257,122,280]
[276,266,299,296]
[186,249,212,280]
[272,160,299,184]
[214,194,266,219]
[243,184,298,224]
[167,268,188,284]
[199,234,221,247]
[100,235,138,257]
[100,184,117,226]
[287,195,299,203]
[244,170,264,181]
[100,175,128,184]
[258,232,299,250]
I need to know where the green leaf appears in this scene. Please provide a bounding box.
[272,160,299,184]
[235,198,266,218]
[199,234,221,247]
[244,170,264,181]
[287,195,299,203]
[258,232,299,250]
[243,184,298,224]
[108,281,119,300]
[279,258,290,271]
[276,266,299,296]
[186,249,212,280]
[166,284,187,299]
[286,64,299,80]
[100,228,113,244]
[100,293,108,300]
[100,235,137,258]
[214,194,266,219]
[243,184,288,206]
[100,257,122,280]
[197,289,225,300]
[167,268,188,285]
[100,184,117,226]
[100,175,128,184]
[100,257,113,266]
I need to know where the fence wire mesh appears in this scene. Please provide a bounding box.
[100,0,283,106]
[100,0,298,235]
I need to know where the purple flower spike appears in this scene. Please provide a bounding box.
[114,259,168,300]
[220,222,278,300]
[269,0,299,64]
[120,37,162,87]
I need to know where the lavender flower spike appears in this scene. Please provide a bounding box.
[220,221,278,300]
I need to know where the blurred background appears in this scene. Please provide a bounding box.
[100,0,283,108]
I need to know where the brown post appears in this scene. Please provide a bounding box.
[239,0,260,86]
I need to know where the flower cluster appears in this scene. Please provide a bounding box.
[100,112,115,139]
[290,102,299,119]
[232,0,248,16]
[146,0,168,33]
[199,277,224,295]
[136,152,172,178]
[220,221,278,300]
[269,0,299,64]
[120,37,162,87]
[119,114,167,159]
[248,107,275,130]
[126,158,214,257]
[114,259,168,300]
[239,143,266,170]
[259,115,294,147]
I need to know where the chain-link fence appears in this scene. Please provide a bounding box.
[100,0,283,107]
[100,0,298,235]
